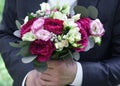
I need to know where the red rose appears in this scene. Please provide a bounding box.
[75,25,88,52]
[30,39,55,62]
[44,18,64,35]
[20,18,37,38]
[77,18,91,36]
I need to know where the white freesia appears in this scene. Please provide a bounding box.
[55,40,69,51]
[53,11,67,20]
[40,2,50,11]
[64,28,81,44]
[72,43,78,47]
[72,14,81,21]
[22,32,36,41]
[64,19,78,29]
[61,4,70,15]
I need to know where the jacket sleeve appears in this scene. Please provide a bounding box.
[81,1,120,86]
[0,0,34,85]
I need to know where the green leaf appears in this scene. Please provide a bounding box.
[9,42,20,48]
[85,37,95,51]
[19,41,31,47]
[17,44,31,57]
[51,54,59,59]
[13,30,20,38]
[72,52,80,61]
[28,14,35,20]
[15,20,21,29]
[34,60,48,72]
[74,6,89,18]
[22,56,36,63]
[88,6,98,19]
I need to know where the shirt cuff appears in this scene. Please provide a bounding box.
[22,72,30,86]
[70,62,83,86]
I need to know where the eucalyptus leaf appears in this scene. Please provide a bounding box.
[88,6,98,19]
[68,50,73,58]
[17,45,31,57]
[9,42,20,48]
[85,37,95,51]
[72,52,80,61]
[22,56,36,63]
[74,6,89,18]
[51,54,59,59]
[34,61,48,72]
[13,30,20,38]
[15,20,21,29]
[19,41,31,47]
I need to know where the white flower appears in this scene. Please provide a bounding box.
[40,2,50,11]
[55,40,69,51]
[61,4,70,15]
[53,11,67,20]
[64,19,78,29]
[24,16,28,24]
[72,14,81,21]
[90,19,105,36]
[65,28,81,43]
[22,32,36,41]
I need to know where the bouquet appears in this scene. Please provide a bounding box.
[10,2,105,70]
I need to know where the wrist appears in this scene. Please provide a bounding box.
[70,62,83,86]
[68,61,77,85]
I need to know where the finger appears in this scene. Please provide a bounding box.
[26,77,35,86]
[43,68,54,74]
[40,72,52,81]
[39,79,55,86]
[34,75,43,86]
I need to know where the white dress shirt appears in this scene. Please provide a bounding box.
[22,0,83,86]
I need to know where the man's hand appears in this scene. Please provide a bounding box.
[26,58,77,86]
[26,69,50,86]
[40,58,77,86]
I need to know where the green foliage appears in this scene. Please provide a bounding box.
[9,42,21,48]
[0,0,4,21]
[15,20,21,29]
[0,55,13,86]
[22,55,36,63]
[16,41,32,57]
[74,6,89,18]
[34,60,48,72]
[0,1,13,86]
[87,6,98,19]
[74,5,98,19]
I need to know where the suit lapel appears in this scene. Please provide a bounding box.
[78,0,100,7]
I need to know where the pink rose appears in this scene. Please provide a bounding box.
[77,18,91,36]
[44,18,64,35]
[75,24,88,52]
[31,18,45,34]
[20,18,37,38]
[35,29,52,41]
[90,19,105,36]
[30,40,55,62]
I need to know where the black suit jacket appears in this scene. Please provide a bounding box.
[0,0,120,86]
